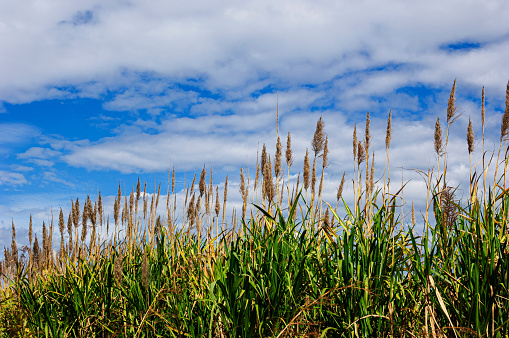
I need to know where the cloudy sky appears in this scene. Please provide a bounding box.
[1,0,509,251]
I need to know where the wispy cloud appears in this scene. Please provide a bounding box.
[0,171,28,187]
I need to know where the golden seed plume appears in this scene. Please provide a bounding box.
[11,221,18,265]
[312,116,326,157]
[187,194,196,226]
[73,198,80,228]
[67,212,73,254]
[59,208,65,237]
[239,167,246,198]
[155,183,161,212]
[240,167,247,219]
[481,87,485,129]
[172,166,176,195]
[286,132,293,168]
[98,191,103,226]
[33,235,40,269]
[224,175,228,204]
[42,222,48,268]
[29,215,33,245]
[353,124,358,161]
[263,156,275,203]
[275,135,282,179]
[11,220,15,240]
[261,144,267,179]
[385,110,392,149]
[365,111,371,156]
[322,136,329,169]
[411,202,416,227]
[190,174,197,196]
[357,141,365,166]
[303,149,310,191]
[215,186,220,218]
[129,191,134,217]
[447,79,458,124]
[199,165,206,197]
[467,117,474,154]
[337,172,346,201]
[502,80,509,141]
[323,209,330,228]
[136,178,141,201]
[434,117,443,156]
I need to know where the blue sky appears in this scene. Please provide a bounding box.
[1,0,509,251]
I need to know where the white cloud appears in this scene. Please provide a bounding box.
[0,0,508,103]
[0,170,28,186]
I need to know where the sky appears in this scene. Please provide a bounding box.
[1,0,509,252]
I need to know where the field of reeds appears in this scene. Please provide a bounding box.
[1,80,509,337]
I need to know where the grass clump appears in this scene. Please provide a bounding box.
[1,80,509,337]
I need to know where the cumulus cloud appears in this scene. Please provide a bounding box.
[0,0,508,103]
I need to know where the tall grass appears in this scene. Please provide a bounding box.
[1,80,509,337]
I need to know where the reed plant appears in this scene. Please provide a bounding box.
[1,80,509,337]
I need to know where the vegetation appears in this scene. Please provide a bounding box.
[1,80,509,337]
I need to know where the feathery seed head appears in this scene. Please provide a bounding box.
[59,208,65,236]
[303,149,310,191]
[239,167,246,198]
[11,219,15,240]
[215,186,220,218]
[136,178,141,201]
[323,209,330,228]
[434,117,444,157]
[73,198,80,228]
[411,202,416,227]
[188,194,196,226]
[286,132,293,168]
[261,144,267,177]
[447,79,458,124]
[357,141,365,166]
[337,172,346,201]
[467,117,474,154]
[199,165,206,197]
[29,215,33,244]
[365,112,371,156]
[263,156,275,202]
[223,175,228,204]
[481,86,485,129]
[353,124,358,161]
[172,166,176,194]
[385,110,392,149]
[275,135,282,178]
[502,80,509,141]
[312,116,326,157]
[322,136,329,169]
